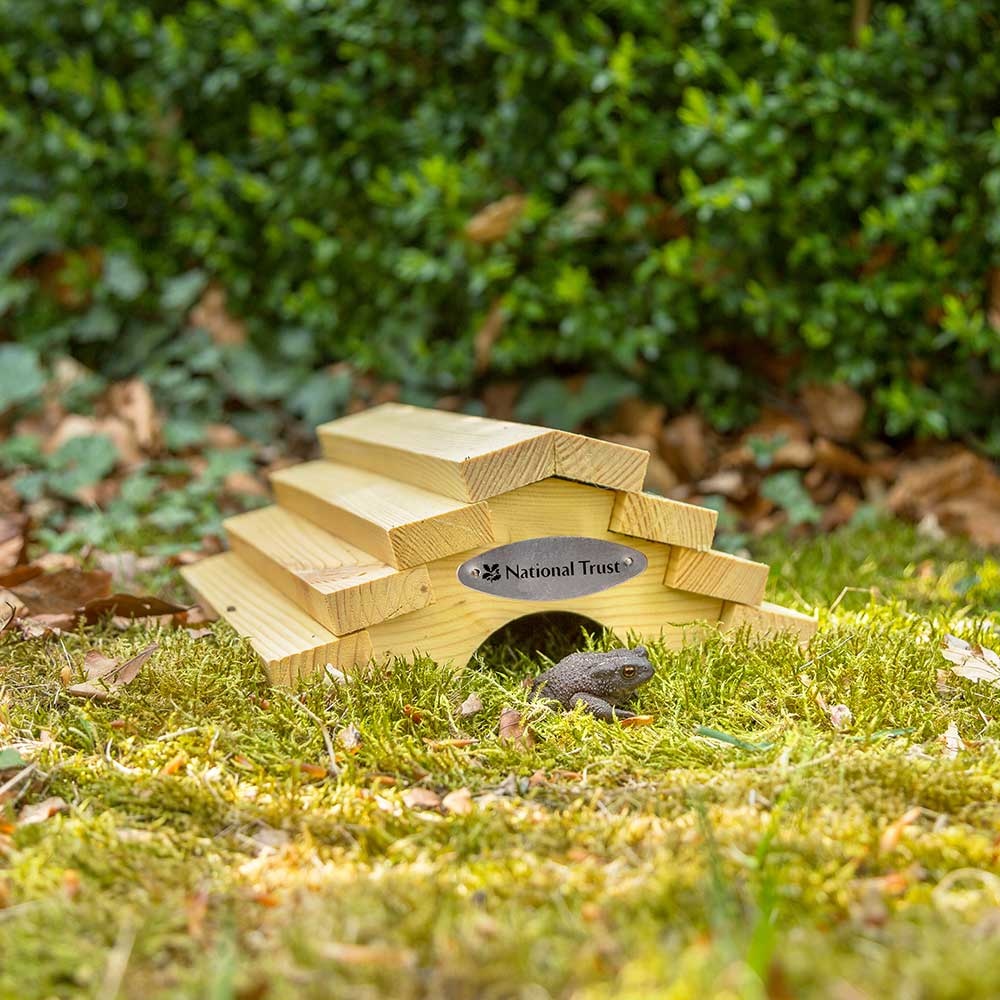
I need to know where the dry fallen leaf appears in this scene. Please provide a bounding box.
[0,513,28,573]
[473,300,505,375]
[801,382,866,442]
[189,283,247,345]
[160,753,187,776]
[423,738,476,749]
[498,707,535,748]
[441,788,474,816]
[879,806,923,854]
[464,193,527,244]
[79,593,188,623]
[459,692,483,717]
[619,715,655,728]
[66,642,158,699]
[942,634,1000,685]
[942,721,964,759]
[402,787,442,810]
[105,378,160,451]
[18,796,69,826]
[10,569,112,616]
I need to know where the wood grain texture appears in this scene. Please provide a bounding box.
[224,505,433,634]
[610,491,717,550]
[663,547,768,606]
[318,403,556,502]
[181,552,373,685]
[271,459,494,569]
[720,600,818,646]
[553,431,648,492]
[367,479,723,667]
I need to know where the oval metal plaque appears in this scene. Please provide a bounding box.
[457,536,647,601]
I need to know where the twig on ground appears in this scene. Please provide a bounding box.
[275,689,339,776]
[0,763,36,799]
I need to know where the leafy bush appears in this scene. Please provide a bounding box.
[2,0,999,447]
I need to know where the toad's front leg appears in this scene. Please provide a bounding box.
[569,692,635,721]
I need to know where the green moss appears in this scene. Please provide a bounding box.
[2,518,1000,998]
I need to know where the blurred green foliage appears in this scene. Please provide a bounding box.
[2,0,999,445]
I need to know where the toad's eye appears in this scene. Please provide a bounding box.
[622,664,636,677]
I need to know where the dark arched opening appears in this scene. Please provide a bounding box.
[469,611,609,675]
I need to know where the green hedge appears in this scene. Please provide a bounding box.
[2,0,1000,447]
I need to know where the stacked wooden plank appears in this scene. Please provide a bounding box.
[183,403,817,683]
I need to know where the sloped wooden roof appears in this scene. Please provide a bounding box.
[182,403,816,682]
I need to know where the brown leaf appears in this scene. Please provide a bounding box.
[105,379,160,452]
[498,707,535,748]
[441,787,474,816]
[79,593,187,623]
[423,738,476,749]
[619,715,656,728]
[18,796,69,826]
[459,692,483,717]
[886,450,986,518]
[66,642,158,700]
[160,753,187,776]
[16,613,76,639]
[814,438,876,479]
[879,806,923,854]
[299,762,328,779]
[10,569,112,616]
[612,399,666,439]
[0,514,28,574]
[464,194,527,244]
[801,383,866,442]
[0,565,43,589]
[402,787,442,810]
[189,283,247,345]
[473,300,505,375]
[659,413,711,480]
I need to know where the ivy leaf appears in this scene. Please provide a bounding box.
[0,747,28,770]
[161,270,207,311]
[104,252,147,301]
[46,435,119,497]
[0,344,45,410]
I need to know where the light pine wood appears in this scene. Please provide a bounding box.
[552,431,648,492]
[663,547,768,606]
[721,600,818,646]
[271,459,495,569]
[610,491,717,550]
[318,403,556,502]
[366,479,723,668]
[224,506,433,634]
[181,552,373,684]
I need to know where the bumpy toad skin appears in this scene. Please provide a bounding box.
[530,646,654,721]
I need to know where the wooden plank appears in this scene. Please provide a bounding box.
[318,403,556,502]
[224,506,433,634]
[610,491,717,550]
[720,600,818,646]
[181,552,373,685]
[271,460,495,569]
[367,479,723,667]
[663,547,768,606]
[553,432,648,492]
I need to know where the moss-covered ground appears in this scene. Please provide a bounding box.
[3,518,1000,999]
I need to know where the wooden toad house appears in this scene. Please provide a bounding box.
[183,404,817,684]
